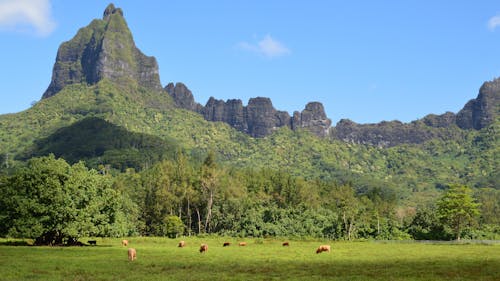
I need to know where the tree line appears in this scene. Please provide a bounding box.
[0,153,497,245]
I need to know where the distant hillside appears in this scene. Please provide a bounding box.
[0,3,498,194]
[166,79,499,147]
[19,117,179,171]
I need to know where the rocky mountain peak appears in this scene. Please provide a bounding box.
[456,78,500,130]
[294,102,332,137]
[42,4,161,99]
[103,4,123,20]
[165,82,203,112]
[167,82,333,138]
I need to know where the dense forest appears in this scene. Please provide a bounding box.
[0,145,498,245]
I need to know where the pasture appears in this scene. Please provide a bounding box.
[0,237,498,280]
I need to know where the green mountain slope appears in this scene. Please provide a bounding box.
[0,3,497,200]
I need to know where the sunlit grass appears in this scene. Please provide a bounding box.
[0,237,498,280]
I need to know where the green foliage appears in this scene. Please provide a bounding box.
[437,184,481,240]
[0,77,498,241]
[0,155,128,244]
[408,206,451,240]
[163,215,184,238]
[21,117,179,171]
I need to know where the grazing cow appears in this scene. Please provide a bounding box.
[223,242,231,247]
[121,239,129,246]
[238,242,247,246]
[199,244,208,253]
[282,242,290,246]
[316,245,331,254]
[178,240,186,248]
[87,240,97,246]
[128,248,137,261]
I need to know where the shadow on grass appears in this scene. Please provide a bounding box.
[0,240,31,246]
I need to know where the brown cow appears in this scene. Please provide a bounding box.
[121,239,129,246]
[199,244,208,253]
[282,242,290,246]
[128,248,137,261]
[223,242,231,247]
[316,245,331,254]
[238,242,247,246]
[178,240,186,248]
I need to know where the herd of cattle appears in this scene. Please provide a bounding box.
[122,239,331,261]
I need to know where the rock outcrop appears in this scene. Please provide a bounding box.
[292,102,332,137]
[42,4,162,99]
[167,83,332,138]
[330,78,499,147]
[165,82,203,112]
[456,78,500,130]
[331,119,438,147]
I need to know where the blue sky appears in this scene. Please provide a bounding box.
[0,0,499,124]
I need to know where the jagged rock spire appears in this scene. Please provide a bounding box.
[42,4,161,99]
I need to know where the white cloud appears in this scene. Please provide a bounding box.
[0,0,56,36]
[238,35,291,58]
[488,15,500,31]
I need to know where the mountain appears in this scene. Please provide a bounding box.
[331,78,499,147]
[19,117,179,171]
[167,79,499,146]
[0,4,498,191]
[456,78,500,130]
[165,82,332,138]
[38,3,499,146]
[42,4,162,99]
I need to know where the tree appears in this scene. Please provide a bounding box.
[436,184,480,240]
[408,205,449,240]
[163,215,184,238]
[200,151,220,233]
[0,155,126,245]
[330,184,361,240]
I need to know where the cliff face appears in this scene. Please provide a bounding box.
[42,4,162,99]
[456,78,500,130]
[292,102,332,137]
[331,79,499,147]
[165,82,203,112]
[41,4,497,143]
[167,77,498,143]
[166,83,331,138]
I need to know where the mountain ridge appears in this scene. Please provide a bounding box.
[166,78,499,146]
[0,3,498,190]
[37,4,498,145]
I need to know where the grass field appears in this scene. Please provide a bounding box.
[0,237,498,281]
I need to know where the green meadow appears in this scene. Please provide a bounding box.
[0,238,498,281]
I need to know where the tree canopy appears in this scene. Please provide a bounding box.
[437,184,480,240]
[0,155,129,245]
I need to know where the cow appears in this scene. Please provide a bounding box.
[87,240,97,246]
[223,242,231,247]
[282,242,290,246]
[122,239,129,246]
[199,244,208,253]
[128,248,137,261]
[178,240,186,248]
[316,245,331,254]
[238,242,247,246]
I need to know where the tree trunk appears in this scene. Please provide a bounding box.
[187,198,192,236]
[196,207,202,234]
[348,221,354,241]
[377,215,380,236]
[204,189,214,233]
[342,212,350,240]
